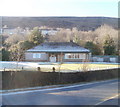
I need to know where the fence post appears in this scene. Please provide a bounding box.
[37,67,41,71]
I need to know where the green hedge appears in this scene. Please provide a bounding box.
[2,68,119,90]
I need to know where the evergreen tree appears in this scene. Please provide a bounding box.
[103,35,116,55]
[85,41,102,55]
[1,48,10,61]
[18,41,34,50]
[29,27,44,45]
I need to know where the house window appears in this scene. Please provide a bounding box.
[33,53,41,58]
[65,54,71,59]
[79,54,86,59]
[65,53,86,59]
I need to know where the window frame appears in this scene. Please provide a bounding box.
[33,53,41,58]
[64,53,86,59]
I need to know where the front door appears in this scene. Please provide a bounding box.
[50,55,56,62]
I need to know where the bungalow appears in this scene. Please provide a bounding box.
[25,42,91,62]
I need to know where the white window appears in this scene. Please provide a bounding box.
[79,54,86,59]
[110,58,116,62]
[65,53,86,59]
[65,54,72,59]
[33,53,41,58]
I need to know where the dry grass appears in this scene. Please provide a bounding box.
[1,62,118,72]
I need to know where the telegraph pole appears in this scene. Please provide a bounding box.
[0,16,3,34]
[0,16,3,62]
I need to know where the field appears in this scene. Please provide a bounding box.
[0,61,119,72]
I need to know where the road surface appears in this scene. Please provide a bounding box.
[1,79,119,106]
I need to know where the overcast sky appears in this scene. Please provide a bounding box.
[0,0,119,17]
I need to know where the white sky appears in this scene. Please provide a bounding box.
[0,0,119,17]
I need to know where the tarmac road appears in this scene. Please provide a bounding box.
[1,79,119,106]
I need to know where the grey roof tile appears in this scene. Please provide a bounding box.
[27,42,90,53]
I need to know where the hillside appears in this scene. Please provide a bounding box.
[1,17,118,30]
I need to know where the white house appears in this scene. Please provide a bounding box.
[25,42,91,62]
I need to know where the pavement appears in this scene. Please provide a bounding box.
[1,79,119,106]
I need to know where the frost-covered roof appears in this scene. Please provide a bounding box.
[26,42,90,53]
